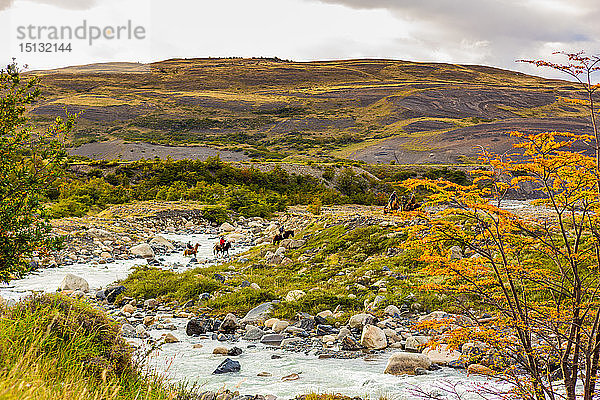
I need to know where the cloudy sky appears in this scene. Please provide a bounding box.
[0,0,598,78]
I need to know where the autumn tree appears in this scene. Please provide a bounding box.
[0,61,74,281]
[401,52,600,400]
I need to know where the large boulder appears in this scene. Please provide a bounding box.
[418,311,452,322]
[220,222,236,232]
[129,243,155,259]
[265,251,283,265]
[149,236,175,250]
[450,246,463,259]
[164,333,179,343]
[288,239,306,249]
[213,358,240,374]
[105,285,126,303]
[58,274,89,292]
[285,290,306,302]
[348,313,375,329]
[467,363,495,376]
[360,324,387,350]
[186,318,211,336]
[219,313,239,333]
[272,320,290,333]
[241,302,274,324]
[384,352,433,375]
[405,335,431,352]
[243,325,265,340]
[384,305,401,317]
[422,344,462,365]
[264,318,279,329]
[260,334,284,346]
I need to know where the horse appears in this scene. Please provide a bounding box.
[384,193,419,213]
[184,243,199,257]
[214,241,231,257]
[273,230,294,245]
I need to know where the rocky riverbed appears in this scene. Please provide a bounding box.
[0,202,506,400]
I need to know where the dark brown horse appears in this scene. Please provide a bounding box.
[273,230,294,245]
[213,241,231,257]
[184,243,199,256]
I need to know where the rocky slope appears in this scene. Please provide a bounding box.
[28,58,595,164]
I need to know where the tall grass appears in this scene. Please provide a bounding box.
[0,294,183,400]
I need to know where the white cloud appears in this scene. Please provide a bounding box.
[0,0,598,80]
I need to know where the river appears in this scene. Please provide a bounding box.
[0,232,502,400]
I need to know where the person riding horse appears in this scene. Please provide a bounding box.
[384,190,419,213]
[385,191,399,212]
[214,237,231,257]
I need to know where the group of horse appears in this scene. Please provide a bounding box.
[383,193,419,214]
[183,241,232,258]
[182,229,294,258]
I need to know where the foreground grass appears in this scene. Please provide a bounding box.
[0,294,184,400]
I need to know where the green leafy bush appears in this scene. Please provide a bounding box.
[118,267,221,300]
[201,205,229,224]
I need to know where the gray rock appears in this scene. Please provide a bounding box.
[405,335,431,352]
[213,358,240,374]
[348,313,375,329]
[219,313,239,333]
[288,239,306,249]
[422,344,462,365]
[372,295,386,309]
[337,327,351,341]
[58,274,89,292]
[360,324,387,350]
[220,222,236,232]
[281,337,303,347]
[241,302,275,324]
[272,320,289,333]
[384,352,433,375]
[144,298,159,309]
[285,290,306,302]
[149,236,175,250]
[130,243,155,259]
[384,305,401,317]
[450,246,463,259]
[243,326,265,340]
[87,228,113,239]
[260,334,284,346]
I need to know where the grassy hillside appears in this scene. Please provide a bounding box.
[29,57,593,164]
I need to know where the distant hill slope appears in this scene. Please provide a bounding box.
[29,57,594,164]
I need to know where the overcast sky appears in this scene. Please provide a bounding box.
[0,0,598,79]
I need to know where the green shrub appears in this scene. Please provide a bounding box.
[118,267,221,300]
[201,205,229,224]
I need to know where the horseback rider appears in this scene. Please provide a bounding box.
[187,241,193,250]
[219,236,226,247]
[279,225,284,235]
[387,191,398,210]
